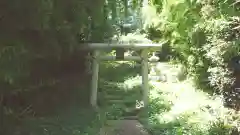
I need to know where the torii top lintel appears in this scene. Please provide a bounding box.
[84,42,166,50]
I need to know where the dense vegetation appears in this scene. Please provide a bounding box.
[1,0,240,134]
[0,0,143,134]
[143,0,240,109]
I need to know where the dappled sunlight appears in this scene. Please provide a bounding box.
[123,75,142,90]
[4,0,240,134]
[148,79,239,134]
[98,59,240,134]
[117,32,152,44]
[101,61,136,69]
[142,3,159,29]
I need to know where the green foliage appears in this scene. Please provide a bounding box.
[0,0,144,87]
[96,62,240,135]
[0,0,145,87]
[9,57,240,135]
[0,0,146,134]
[146,80,240,135]
[144,0,240,107]
[95,61,240,135]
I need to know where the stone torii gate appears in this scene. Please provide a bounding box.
[85,43,163,108]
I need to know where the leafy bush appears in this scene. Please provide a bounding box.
[0,0,136,134]
[143,0,240,108]
[147,80,240,135]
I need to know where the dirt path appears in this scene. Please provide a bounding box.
[99,120,149,135]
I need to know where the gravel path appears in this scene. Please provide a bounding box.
[99,120,149,135]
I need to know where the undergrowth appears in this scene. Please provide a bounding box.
[15,61,240,135]
[97,61,240,135]
[147,80,240,135]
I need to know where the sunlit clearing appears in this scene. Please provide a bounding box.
[102,61,136,68]
[123,75,142,90]
[142,4,159,29]
[149,79,239,132]
[118,32,152,44]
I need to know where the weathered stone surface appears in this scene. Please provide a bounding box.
[99,120,149,135]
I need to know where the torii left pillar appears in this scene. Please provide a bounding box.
[90,50,100,108]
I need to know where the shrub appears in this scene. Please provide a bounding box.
[143,0,240,108]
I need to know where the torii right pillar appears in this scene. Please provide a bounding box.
[141,49,149,107]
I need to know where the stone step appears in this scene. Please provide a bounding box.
[106,116,139,120]
[106,99,136,105]
[105,90,141,98]
[107,99,125,104]
[100,120,150,135]
[123,107,141,115]
[121,116,139,120]
[100,89,127,95]
[104,93,141,100]
[104,95,124,100]
[106,110,140,120]
[149,75,167,82]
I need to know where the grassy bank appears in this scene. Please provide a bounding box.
[15,61,240,135]
[97,61,240,135]
[147,80,239,135]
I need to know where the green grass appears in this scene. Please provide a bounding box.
[146,80,240,135]
[99,61,141,82]
[19,105,126,135]
[20,107,98,135]
[98,61,240,135]
[14,61,240,135]
[11,61,139,135]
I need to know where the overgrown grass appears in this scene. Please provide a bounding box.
[99,61,140,82]
[15,61,240,135]
[147,80,240,135]
[13,61,139,135]
[97,61,240,135]
[20,107,98,135]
